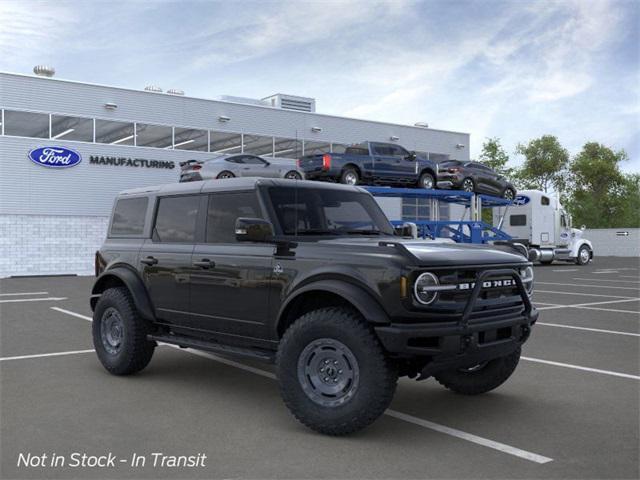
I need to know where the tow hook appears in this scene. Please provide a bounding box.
[521,326,531,341]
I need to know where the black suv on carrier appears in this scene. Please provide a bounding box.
[92,178,537,435]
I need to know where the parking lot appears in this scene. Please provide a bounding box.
[1,256,638,479]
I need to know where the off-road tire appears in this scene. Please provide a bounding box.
[418,172,435,189]
[576,245,591,265]
[277,307,398,435]
[434,348,521,395]
[92,287,155,375]
[340,168,359,185]
[216,171,235,179]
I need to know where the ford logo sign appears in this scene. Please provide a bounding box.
[28,146,82,168]
[513,195,530,206]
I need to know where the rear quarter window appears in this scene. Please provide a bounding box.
[110,197,148,236]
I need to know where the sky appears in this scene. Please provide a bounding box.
[1,0,638,172]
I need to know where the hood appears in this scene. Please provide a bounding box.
[317,237,527,266]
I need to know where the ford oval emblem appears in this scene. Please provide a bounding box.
[28,146,82,168]
[513,195,530,206]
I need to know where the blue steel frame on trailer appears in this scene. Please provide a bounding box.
[364,187,513,244]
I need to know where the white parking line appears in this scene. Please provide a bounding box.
[536,322,640,337]
[176,346,553,464]
[48,308,553,464]
[0,297,67,304]
[593,271,619,274]
[574,306,639,315]
[522,357,640,380]
[51,307,93,321]
[620,275,640,279]
[572,278,640,284]
[0,291,49,296]
[537,282,640,291]
[384,410,553,464]
[535,290,637,299]
[552,269,579,272]
[536,298,640,311]
[0,349,95,362]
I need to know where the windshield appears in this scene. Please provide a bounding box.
[266,187,394,236]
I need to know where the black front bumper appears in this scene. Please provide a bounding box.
[375,268,538,376]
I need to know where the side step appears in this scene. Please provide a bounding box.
[148,334,275,363]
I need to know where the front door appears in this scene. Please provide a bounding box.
[140,194,201,325]
[188,191,273,343]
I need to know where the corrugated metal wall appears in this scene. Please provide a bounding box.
[584,228,640,257]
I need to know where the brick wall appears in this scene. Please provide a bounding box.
[0,215,109,277]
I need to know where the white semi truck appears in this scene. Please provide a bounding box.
[493,190,594,265]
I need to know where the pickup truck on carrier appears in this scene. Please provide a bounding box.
[298,141,440,189]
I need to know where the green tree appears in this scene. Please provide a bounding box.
[515,135,569,193]
[565,142,638,228]
[479,137,513,176]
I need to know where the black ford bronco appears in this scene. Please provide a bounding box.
[91,178,537,435]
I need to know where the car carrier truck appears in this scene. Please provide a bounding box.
[493,189,594,265]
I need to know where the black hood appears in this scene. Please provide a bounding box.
[317,237,527,267]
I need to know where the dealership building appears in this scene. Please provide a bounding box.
[0,69,470,277]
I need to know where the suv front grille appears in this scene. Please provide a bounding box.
[416,268,527,323]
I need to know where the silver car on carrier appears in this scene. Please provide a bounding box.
[180,154,304,182]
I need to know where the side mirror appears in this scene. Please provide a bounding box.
[581,224,586,231]
[235,218,274,242]
[407,151,417,161]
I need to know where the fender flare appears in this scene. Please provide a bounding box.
[277,279,390,333]
[571,238,594,258]
[91,266,155,321]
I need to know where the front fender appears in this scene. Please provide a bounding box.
[570,239,593,258]
[277,279,390,331]
[91,266,155,321]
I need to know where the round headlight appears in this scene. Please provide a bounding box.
[414,272,440,305]
[520,266,534,296]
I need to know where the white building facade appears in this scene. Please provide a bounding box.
[0,72,470,277]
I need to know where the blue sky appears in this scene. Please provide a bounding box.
[1,0,638,172]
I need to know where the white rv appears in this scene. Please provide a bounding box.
[493,190,593,265]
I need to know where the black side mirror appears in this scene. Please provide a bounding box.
[235,218,274,242]
[407,151,417,161]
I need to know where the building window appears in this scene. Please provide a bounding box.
[51,114,93,142]
[3,110,49,138]
[273,137,303,158]
[243,134,274,156]
[303,140,331,155]
[110,197,148,236]
[135,123,173,148]
[210,131,242,154]
[173,127,208,151]
[402,199,430,221]
[95,119,135,145]
[153,195,200,243]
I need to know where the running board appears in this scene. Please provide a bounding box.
[148,334,275,363]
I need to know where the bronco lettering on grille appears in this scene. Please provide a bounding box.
[457,279,515,290]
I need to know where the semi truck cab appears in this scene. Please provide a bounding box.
[493,189,594,265]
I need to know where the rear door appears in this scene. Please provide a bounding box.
[370,143,396,181]
[189,191,274,342]
[139,194,201,324]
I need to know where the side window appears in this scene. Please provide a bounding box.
[153,195,200,243]
[390,145,410,158]
[110,197,148,236]
[241,155,266,165]
[510,215,527,226]
[226,156,243,164]
[206,192,261,243]
[372,144,391,156]
[561,214,567,227]
[541,196,550,206]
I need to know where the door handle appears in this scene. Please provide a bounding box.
[141,256,158,266]
[193,259,215,268]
